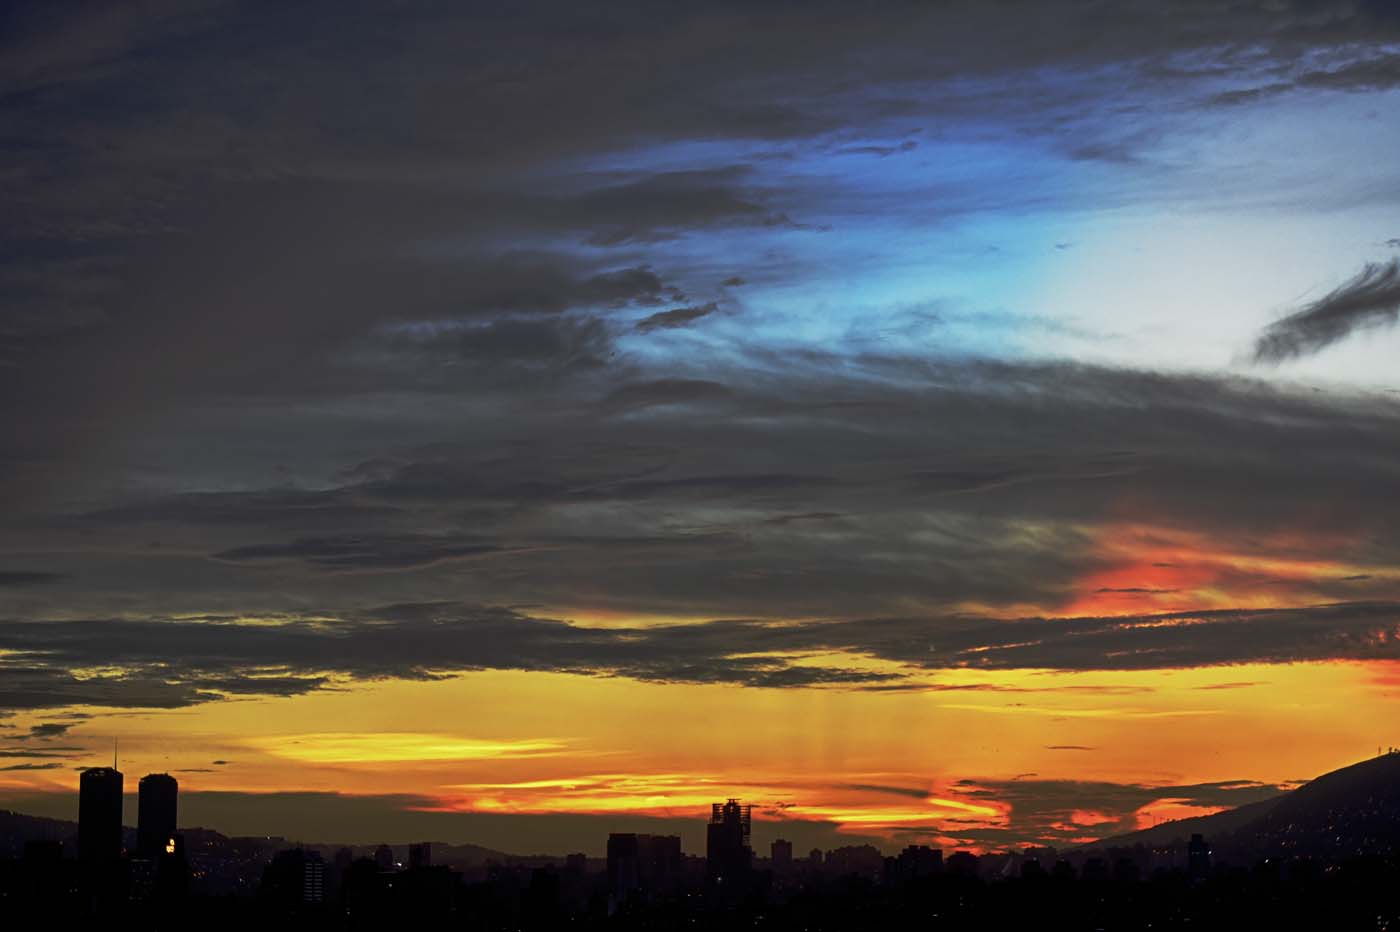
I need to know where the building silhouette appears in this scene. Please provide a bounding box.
[78,767,124,862]
[409,841,431,869]
[945,850,980,878]
[1188,833,1212,877]
[303,851,326,903]
[261,848,325,905]
[608,833,682,898]
[137,772,178,857]
[374,843,395,870]
[705,798,752,884]
[892,844,942,881]
[771,838,793,871]
[825,844,884,879]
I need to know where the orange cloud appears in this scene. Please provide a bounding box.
[1061,523,1386,617]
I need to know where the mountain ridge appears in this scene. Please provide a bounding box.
[1084,752,1400,860]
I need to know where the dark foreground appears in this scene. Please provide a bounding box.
[4,853,1399,931]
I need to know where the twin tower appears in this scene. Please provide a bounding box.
[77,768,178,862]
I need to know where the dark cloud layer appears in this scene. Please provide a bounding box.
[16,354,1396,623]
[0,352,1398,708]
[1211,51,1400,105]
[0,572,64,587]
[1252,260,1400,363]
[2,0,1400,728]
[2,599,1400,712]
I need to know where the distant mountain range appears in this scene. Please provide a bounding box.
[1087,752,1400,862]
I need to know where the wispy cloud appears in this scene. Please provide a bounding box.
[635,302,720,334]
[1252,260,1400,363]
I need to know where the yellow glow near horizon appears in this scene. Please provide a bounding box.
[2,658,1396,852]
[248,733,569,764]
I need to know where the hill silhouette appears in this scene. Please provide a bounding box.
[1087,751,1400,860]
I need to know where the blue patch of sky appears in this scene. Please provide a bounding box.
[597,124,1120,367]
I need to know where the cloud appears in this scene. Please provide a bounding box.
[212,535,506,572]
[634,302,720,334]
[3,2,1400,736]
[248,733,567,765]
[6,353,1400,637]
[4,598,1400,712]
[1208,52,1400,107]
[600,378,733,412]
[386,315,615,376]
[1252,260,1400,363]
[0,572,65,587]
[24,722,73,739]
[1296,53,1400,92]
[0,747,85,759]
[569,169,784,246]
[0,762,63,771]
[941,776,1283,845]
[840,783,931,799]
[838,140,919,158]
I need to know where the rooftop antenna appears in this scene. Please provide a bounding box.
[113,737,118,770]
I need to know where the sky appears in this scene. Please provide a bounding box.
[2,0,1400,856]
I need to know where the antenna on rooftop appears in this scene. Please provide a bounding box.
[114,737,118,769]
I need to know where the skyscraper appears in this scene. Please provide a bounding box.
[771,838,793,870]
[706,798,751,884]
[138,772,178,857]
[79,767,124,862]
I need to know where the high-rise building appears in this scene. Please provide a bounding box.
[706,798,751,884]
[1188,833,1212,877]
[374,843,395,870]
[303,852,326,903]
[138,773,178,857]
[608,833,682,898]
[262,849,325,905]
[78,767,124,862]
[771,838,793,870]
[409,841,431,869]
[607,833,641,895]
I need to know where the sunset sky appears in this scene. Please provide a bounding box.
[3,1,1400,856]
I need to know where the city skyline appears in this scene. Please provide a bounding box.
[1,743,1397,926]
[3,1,1400,858]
